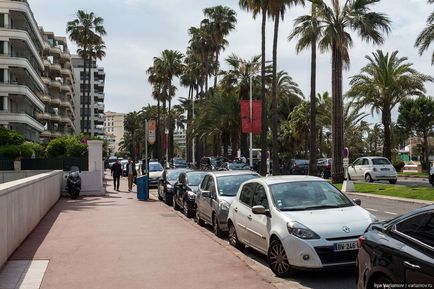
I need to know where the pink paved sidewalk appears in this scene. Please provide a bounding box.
[10,173,274,289]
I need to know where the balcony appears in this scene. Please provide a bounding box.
[42,77,50,86]
[50,97,61,106]
[40,94,50,103]
[60,84,72,93]
[60,52,71,61]
[60,100,69,108]
[50,63,61,73]
[95,102,104,111]
[49,79,61,90]
[40,130,52,138]
[50,114,61,122]
[0,56,45,91]
[49,46,61,56]
[60,68,71,77]
[36,112,51,121]
[1,111,45,132]
[0,83,44,111]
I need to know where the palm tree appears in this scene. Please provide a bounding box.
[268,0,304,175]
[67,10,106,134]
[203,6,237,90]
[316,0,391,183]
[347,50,433,161]
[239,0,269,175]
[415,0,434,64]
[288,1,322,176]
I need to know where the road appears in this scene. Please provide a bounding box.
[149,188,429,289]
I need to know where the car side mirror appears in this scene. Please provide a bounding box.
[353,198,362,206]
[202,190,210,198]
[252,205,271,217]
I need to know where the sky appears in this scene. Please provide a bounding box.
[30,0,433,124]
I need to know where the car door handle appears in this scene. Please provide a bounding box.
[234,207,238,212]
[404,261,420,270]
[247,215,252,221]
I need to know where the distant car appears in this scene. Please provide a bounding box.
[228,176,376,277]
[106,156,117,169]
[170,158,187,168]
[148,162,164,187]
[199,156,228,171]
[219,162,251,171]
[173,171,207,217]
[348,157,397,184]
[356,205,434,289]
[195,171,260,237]
[288,159,309,175]
[120,160,129,176]
[317,158,332,179]
[157,168,190,205]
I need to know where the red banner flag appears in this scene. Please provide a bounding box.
[241,100,262,134]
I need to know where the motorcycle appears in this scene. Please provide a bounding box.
[66,166,81,199]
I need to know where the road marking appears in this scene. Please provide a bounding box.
[366,208,378,212]
[385,211,398,215]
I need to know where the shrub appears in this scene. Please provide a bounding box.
[393,161,405,172]
[0,127,25,145]
[67,141,87,157]
[46,137,68,158]
[0,145,21,160]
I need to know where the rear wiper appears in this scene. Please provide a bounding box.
[303,205,339,210]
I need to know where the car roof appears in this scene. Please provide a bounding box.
[248,175,324,185]
[357,156,388,159]
[207,171,259,177]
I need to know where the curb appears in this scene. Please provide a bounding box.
[345,191,433,205]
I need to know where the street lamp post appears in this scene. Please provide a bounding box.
[192,97,195,167]
[249,75,253,168]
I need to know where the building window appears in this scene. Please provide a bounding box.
[0,96,3,110]
[0,14,4,28]
[0,41,3,55]
[0,69,4,83]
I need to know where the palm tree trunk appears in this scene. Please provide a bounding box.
[186,86,193,163]
[271,15,280,176]
[382,107,392,161]
[86,55,92,135]
[260,5,268,176]
[81,44,87,133]
[156,98,161,162]
[309,37,317,176]
[331,44,344,183]
[214,49,219,91]
[423,132,429,173]
[168,98,173,161]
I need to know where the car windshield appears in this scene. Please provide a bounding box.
[372,158,391,165]
[187,172,206,186]
[269,181,353,211]
[167,170,183,181]
[216,174,258,196]
[174,159,186,165]
[295,160,309,165]
[228,163,250,170]
[149,163,163,172]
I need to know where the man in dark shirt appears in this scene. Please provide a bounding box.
[111,160,122,192]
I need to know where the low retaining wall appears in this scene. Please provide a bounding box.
[0,170,63,268]
[0,170,50,184]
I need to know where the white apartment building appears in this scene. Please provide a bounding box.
[173,129,186,157]
[71,55,105,137]
[0,0,46,141]
[39,29,76,140]
[104,111,124,154]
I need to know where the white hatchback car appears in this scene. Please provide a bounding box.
[227,176,376,277]
[347,157,397,184]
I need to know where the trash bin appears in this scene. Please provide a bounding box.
[136,175,149,201]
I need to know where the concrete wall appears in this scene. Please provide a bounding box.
[0,170,50,184]
[0,170,63,268]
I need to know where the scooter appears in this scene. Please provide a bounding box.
[66,166,81,199]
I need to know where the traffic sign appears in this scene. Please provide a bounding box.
[148,119,156,145]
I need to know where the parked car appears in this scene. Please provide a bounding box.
[199,156,228,171]
[227,175,376,277]
[356,205,434,289]
[219,162,251,171]
[173,171,207,217]
[148,162,164,187]
[288,159,309,175]
[348,157,397,184]
[120,160,129,176]
[195,171,259,237]
[170,158,187,168]
[317,158,332,179]
[105,156,117,169]
[157,168,190,205]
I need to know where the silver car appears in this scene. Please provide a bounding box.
[195,171,259,237]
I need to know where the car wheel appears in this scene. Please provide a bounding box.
[228,223,245,251]
[268,238,293,278]
[183,200,192,218]
[212,214,223,238]
[370,276,393,289]
[365,174,373,183]
[389,179,397,184]
[195,211,205,226]
[173,196,180,210]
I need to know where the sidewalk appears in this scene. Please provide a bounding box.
[4,174,274,289]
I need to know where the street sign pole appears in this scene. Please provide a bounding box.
[249,75,253,167]
[145,119,148,176]
[341,147,355,192]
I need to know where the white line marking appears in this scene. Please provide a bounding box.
[366,208,378,212]
[385,211,398,215]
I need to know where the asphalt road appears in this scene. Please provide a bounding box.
[149,188,430,289]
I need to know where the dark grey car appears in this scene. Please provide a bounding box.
[195,171,259,237]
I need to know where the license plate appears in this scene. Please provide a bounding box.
[334,241,359,252]
[381,168,390,171]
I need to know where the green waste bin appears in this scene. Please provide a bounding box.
[136,175,149,201]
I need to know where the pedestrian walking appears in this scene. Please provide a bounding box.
[111,160,122,192]
[127,158,137,192]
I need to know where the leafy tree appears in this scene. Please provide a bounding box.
[398,96,434,172]
[415,0,434,64]
[316,0,391,183]
[0,126,25,145]
[348,50,432,162]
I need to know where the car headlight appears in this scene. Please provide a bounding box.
[287,221,320,239]
[187,191,195,199]
[219,200,230,210]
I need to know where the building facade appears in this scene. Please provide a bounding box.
[173,129,186,157]
[0,0,46,141]
[39,29,76,140]
[104,111,124,155]
[71,55,105,137]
